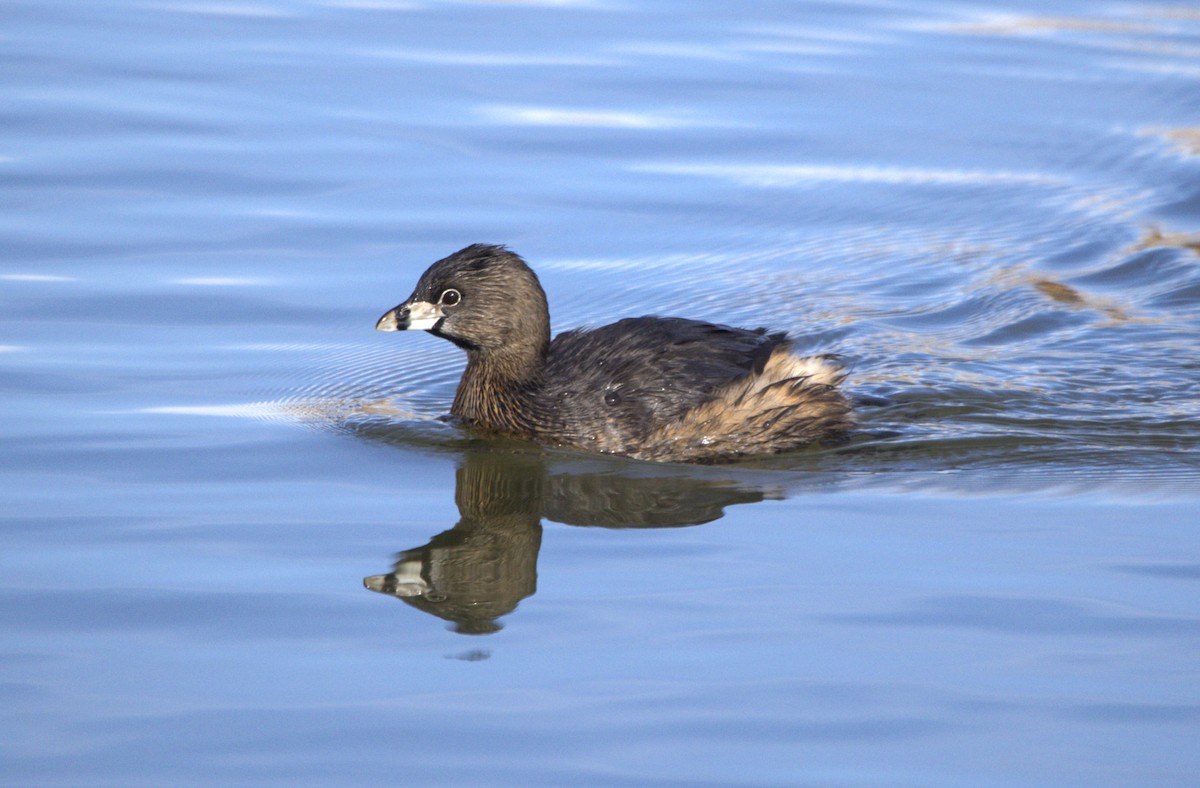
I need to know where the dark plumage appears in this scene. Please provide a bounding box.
[376,244,853,463]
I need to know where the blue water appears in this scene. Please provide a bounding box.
[3,0,1199,784]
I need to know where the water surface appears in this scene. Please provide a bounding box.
[2,0,1199,784]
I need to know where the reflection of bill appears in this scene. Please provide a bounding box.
[364,449,770,635]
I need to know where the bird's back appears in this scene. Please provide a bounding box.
[537,316,850,460]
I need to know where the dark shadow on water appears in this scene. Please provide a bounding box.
[362,446,778,636]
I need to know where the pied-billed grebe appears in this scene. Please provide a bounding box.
[376,244,852,463]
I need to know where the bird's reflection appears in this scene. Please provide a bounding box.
[364,451,543,635]
[364,448,774,635]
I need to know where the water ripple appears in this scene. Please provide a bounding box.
[633,161,1062,187]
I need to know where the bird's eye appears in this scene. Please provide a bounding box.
[439,289,461,306]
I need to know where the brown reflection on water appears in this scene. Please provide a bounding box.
[1032,277,1129,322]
[1141,127,1200,157]
[1132,226,1200,255]
[364,449,771,636]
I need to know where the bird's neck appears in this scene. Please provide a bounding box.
[451,342,548,434]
